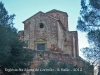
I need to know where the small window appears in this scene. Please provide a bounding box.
[39,23,44,28]
[37,44,45,50]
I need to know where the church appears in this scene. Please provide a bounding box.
[18,9,94,75]
[18,9,79,57]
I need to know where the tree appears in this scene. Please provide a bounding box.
[77,0,100,65]
[0,2,34,75]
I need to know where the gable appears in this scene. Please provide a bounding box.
[22,11,44,24]
[22,9,68,32]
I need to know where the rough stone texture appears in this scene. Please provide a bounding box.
[30,50,92,66]
[18,30,24,41]
[18,9,79,57]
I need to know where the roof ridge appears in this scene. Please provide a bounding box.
[45,9,68,16]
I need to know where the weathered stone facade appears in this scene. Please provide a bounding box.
[18,9,79,57]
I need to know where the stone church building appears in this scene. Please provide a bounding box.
[18,9,94,75]
[18,9,78,57]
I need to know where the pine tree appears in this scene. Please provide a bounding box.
[77,0,100,65]
[0,2,34,75]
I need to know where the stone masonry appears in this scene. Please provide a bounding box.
[18,9,79,57]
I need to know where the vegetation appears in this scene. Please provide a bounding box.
[77,0,100,65]
[0,2,34,75]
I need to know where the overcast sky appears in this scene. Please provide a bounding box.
[1,0,89,57]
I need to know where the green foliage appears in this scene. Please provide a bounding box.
[0,1,34,75]
[77,0,100,63]
[47,59,58,69]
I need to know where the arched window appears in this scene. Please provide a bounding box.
[39,23,44,28]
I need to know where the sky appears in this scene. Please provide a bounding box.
[1,0,89,57]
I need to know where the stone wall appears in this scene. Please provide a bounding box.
[26,50,94,75]
[30,50,92,67]
[18,30,24,41]
[23,12,59,50]
[18,9,79,57]
[46,9,68,30]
